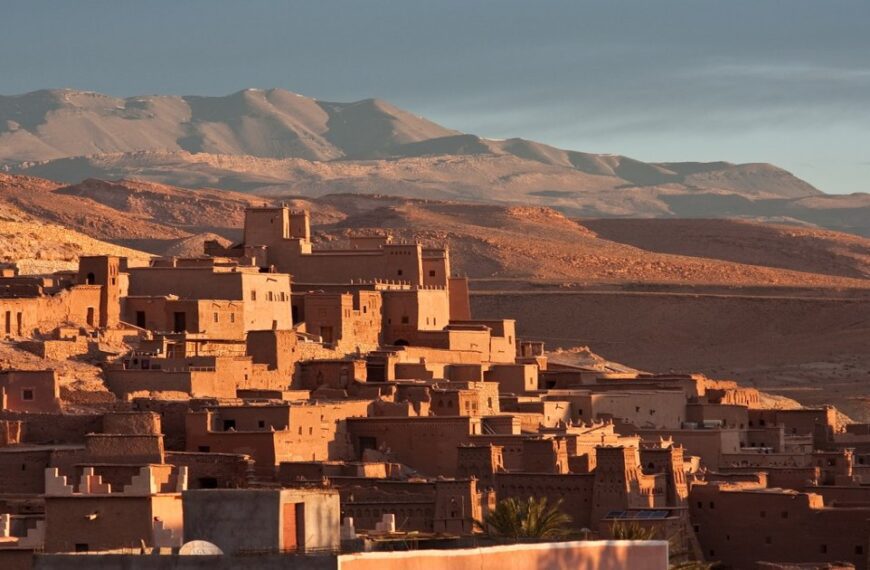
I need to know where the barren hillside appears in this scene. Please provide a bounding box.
[473,290,870,422]
[2,172,868,418]
[583,218,870,280]
[3,174,869,287]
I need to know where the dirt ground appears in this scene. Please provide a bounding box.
[472,284,870,422]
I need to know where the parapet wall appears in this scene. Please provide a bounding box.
[0,411,103,444]
[338,540,668,570]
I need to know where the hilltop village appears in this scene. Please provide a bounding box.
[1,205,869,570]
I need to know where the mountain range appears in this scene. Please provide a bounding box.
[1,88,868,236]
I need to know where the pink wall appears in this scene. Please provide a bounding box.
[338,540,668,570]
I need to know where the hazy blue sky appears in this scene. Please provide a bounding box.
[2,1,868,194]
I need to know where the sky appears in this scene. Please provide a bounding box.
[1,1,868,194]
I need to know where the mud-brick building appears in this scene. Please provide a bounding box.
[0,371,60,413]
[690,480,870,569]
[1,256,122,337]
[125,259,292,334]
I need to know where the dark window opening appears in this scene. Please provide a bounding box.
[198,446,211,453]
[21,389,34,401]
[198,477,219,489]
[223,420,236,431]
[75,544,89,553]
[173,311,186,333]
[359,436,377,459]
[135,311,146,328]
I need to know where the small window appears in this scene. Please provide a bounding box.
[75,544,89,553]
[765,536,772,545]
[198,446,210,452]
[760,511,766,518]
[781,511,788,518]
[397,269,403,276]
[21,388,34,401]
[258,420,265,428]
[709,501,714,509]
[251,291,257,301]
[401,316,409,324]
[213,312,219,323]
[820,545,827,554]
[857,545,864,555]
[429,270,435,277]
[198,477,218,489]
[230,313,235,323]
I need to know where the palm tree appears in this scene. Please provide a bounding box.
[609,521,658,540]
[609,521,717,570]
[477,496,572,540]
[669,563,715,570]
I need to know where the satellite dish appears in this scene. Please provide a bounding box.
[179,540,224,555]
